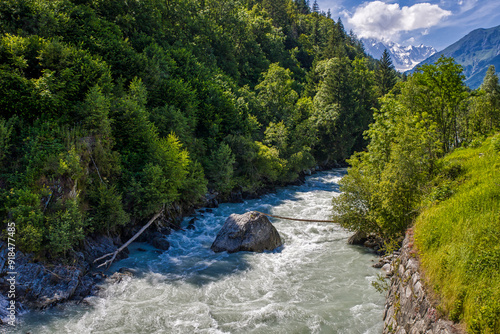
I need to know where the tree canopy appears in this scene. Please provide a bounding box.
[333,56,500,239]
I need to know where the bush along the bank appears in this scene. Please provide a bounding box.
[332,57,500,331]
[1,0,402,259]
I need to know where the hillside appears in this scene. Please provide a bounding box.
[414,135,500,333]
[0,0,389,259]
[413,25,500,88]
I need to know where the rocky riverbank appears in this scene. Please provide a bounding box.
[0,235,129,324]
[381,229,463,334]
[0,205,186,324]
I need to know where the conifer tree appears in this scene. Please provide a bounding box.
[312,0,320,13]
[324,20,347,59]
[481,65,500,95]
[295,0,310,14]
[262,0,288,28]
[376,49,397,96]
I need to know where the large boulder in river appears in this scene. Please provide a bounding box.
[211,212,283,253]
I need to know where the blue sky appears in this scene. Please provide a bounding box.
[317,0,500,50]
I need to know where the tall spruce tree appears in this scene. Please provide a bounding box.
[295,0,310,14]
[324,20,346,59]
[376,49,397,96]
[312,0,320,13]
[262,0,289,28]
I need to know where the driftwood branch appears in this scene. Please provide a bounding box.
[254,211,337,223]
[90,155,104,184]
[94,211,163,269]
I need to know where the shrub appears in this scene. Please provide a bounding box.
[204,143,235,194]
[88,183,129,233]
[46,198,86,255]
[491,134,500,152]
[5,188,45,254]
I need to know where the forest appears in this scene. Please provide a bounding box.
[0,0,397,257]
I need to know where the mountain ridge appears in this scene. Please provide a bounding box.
[361,38,436,72]
[411,25,500,89]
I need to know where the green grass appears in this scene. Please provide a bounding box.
[414,135,500,334]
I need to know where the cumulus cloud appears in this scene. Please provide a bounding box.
[347,1,452,41]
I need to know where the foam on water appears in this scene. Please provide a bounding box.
[13,170,384,333]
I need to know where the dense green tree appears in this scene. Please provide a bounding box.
[0,116,15,167]
[88,184,129,234]
[262,0,290,29]
[295,0,310,14]
[330,55,497,241]
[376,49,397,96]
[323,21,345,59]
[205,143,236,193]
[409,56,467,152]
[255,63,298,124]
[333,92,441,238]
[312,56,374,162]
[481,65,500,131]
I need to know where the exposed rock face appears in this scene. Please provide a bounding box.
[0,235,126,315]
[0,250,96,314]
[0,294,11,324]
[211,212,283,253]
[383,231,461,334]
[82,235,129,265]
[347,230,368,245]
[204,192,219,208]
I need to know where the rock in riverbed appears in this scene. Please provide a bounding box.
[347,230,368,245]
[211,211,283,253]
[151,237,170,251]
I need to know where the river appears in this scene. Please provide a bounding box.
[14,170,384,334]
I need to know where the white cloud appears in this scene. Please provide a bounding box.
[347,1,452,42]
[454,0,479,14]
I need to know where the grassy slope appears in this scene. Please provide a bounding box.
[414,135,500,333]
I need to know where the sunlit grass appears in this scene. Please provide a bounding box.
[414,135,500,334]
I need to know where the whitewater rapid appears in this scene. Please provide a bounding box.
[15,170,384,333]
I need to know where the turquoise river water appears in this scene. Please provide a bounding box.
[12,169,384,334]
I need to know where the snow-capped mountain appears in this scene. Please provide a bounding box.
[362,38,437,72]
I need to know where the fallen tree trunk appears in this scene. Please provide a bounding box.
[94,211,163,269]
